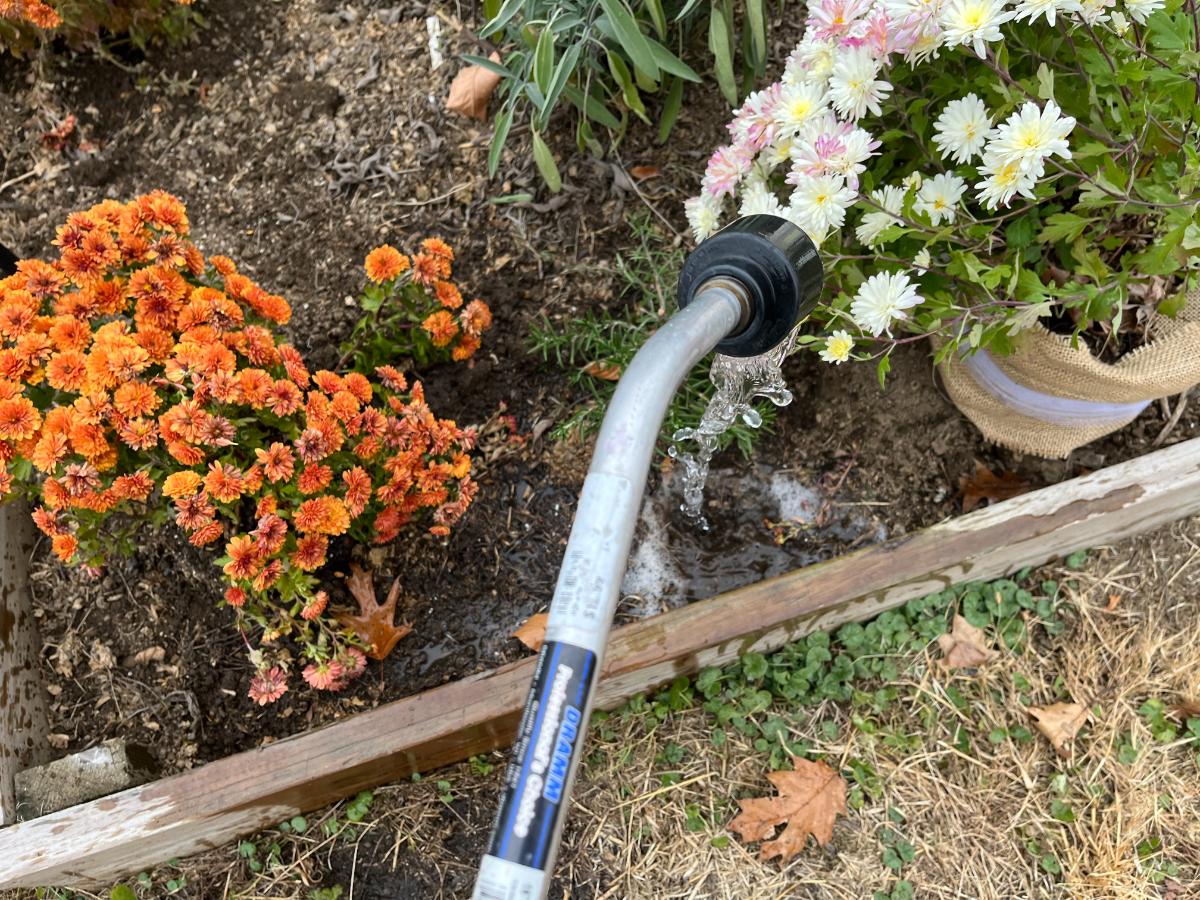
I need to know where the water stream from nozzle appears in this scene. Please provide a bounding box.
[668,323,802,527]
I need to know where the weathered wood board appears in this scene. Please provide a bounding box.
[1,436,1198,888]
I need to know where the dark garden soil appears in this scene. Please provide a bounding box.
[1,0,1197,789]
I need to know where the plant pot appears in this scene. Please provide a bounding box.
[939,288,1200,459]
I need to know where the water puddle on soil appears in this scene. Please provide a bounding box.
[620,465,886,617]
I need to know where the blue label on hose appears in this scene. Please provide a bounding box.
[488,640,596,869]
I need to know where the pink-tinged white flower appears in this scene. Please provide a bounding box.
[859,9,902,58]
[685,194,722,242]
[773,81,830,136]
[788,173,858,240]
[850,270,924,335]
[702,144,754,198]
[938,0,1013,58]
[855,184,906,245]
[1013,0,1080,25]
[986,100,1075,174]
[914,172,967,224]
[828,46,893,120]
[975,149,1039,208]
[728,85,782,151]
[932,94,992,164]
[887,0,945,60]
[739,179,787,218]
[785,32,839,85]
[791,126,879,189]
[1123,0,1163,23]
[820,330,856,363]
[1078,0,1116,21]
[809,0,874,39]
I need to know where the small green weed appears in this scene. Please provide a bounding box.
[528,214,772,456]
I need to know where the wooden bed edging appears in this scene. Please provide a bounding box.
[2,436,1199,888]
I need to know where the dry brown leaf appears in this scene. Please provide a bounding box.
[511,612,549,652]
[959,460,1035,512]
[445,53,502,121]
[937,615,998,669]
[583,360,622,381]
[127,646,166,667]
[1029,702,1089,758]
[629,164,661,180]
[337,564,413,660]
[729,759,847,862]
[1104,593,1122,612]
[1169,698,1200,721]
[47,733,69,750]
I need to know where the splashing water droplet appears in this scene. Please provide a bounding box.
[670,325,802,527]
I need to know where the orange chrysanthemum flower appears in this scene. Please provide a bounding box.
[297,463,333,495]
[411,251,448,286]
[51,533,78,562]
[293,495,351,535]
[461,300,493,336]
[364,245,410,284]
[291,534,328,571]
[255,442,295,483]
[421,310,458,348]
[452,335,482,362]
[113,381,160,418]
[0,397,41,440]
[162,470,203,498]
[223,534,261,580]
[45,351,88,391]
[190,521,224,546]
[204,461,244,504]
[421,238,454,262]
[434,281,463,310]
[300,590,330,621]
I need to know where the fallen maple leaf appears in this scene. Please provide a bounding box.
[583,360,622,381]
[445,53,502,121]
[959,460,1035,513]
[1029,702,1089,758]
[337,565,413,660]
[937,615,998,669]
[512,612,549,652]
[729,759,847,862]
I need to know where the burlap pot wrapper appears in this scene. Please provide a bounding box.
[939,287,1200,459]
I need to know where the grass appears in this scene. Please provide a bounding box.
[527,212,774,457]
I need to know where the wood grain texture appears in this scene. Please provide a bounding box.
[2,437,1198,887]
[0,503,50,827]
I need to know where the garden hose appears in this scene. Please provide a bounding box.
[473,214,823,900]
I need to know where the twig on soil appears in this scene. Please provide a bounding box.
[613,151,682,239]
[1153,387,1192,447]
[393,182,470,207]
[0,169,38,196]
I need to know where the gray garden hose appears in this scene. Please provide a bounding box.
[473,214,823,900]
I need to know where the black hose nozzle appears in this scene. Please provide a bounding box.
[677,214,823,358]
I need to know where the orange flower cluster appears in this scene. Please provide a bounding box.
[1,192,478,702]
[2,0,196,57]
[348,239,493,370]
[0,0,61,28]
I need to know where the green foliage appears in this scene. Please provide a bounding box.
[527,214,772,454]
[1,0,200,58]
[475,0,771,185]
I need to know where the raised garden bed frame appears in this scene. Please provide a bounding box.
[2,436,1199,888]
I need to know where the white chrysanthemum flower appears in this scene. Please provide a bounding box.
[975,149,1039,209]
[685,194,722,242]
[850,270,924,336]
[1078,0,1115,21]
[855,185,905,245]
[1109,9,1130,32]
[987,100,1075,173]
[932,94,992,164]
[739,180,786,218]
[785,33,839,85]
[828,46,893,120]
[914,173,967,225]
[1123,0,1162,22]
[1013,0,1080,23]
[914,248,931,272]
[819,330,856,364]
[788,173,858,238]
[774,81,830,136]
[938,0,1013,58]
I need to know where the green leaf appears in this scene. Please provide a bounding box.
[1035,62,1054,101]
[708,4,737,106]
[644,0,667,38]
[532,28,555,96]
[674,0,706,21]
[531,131,562,193]
[876,353,892,388]
[536,40,581,131]
[1038,212,1092,244]
[607,49,649,120]
[563,84,622,130]
[599,0,659,79]
[645,36,701,82]
[746,0,766,66]
[487,106,514,177]
[657,75,684,144]
[480,0,524,38]
[460,53,512,79]
[110,887,137,900]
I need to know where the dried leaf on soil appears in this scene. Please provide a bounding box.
[47,733,70,750]
[1104,593,1122,612]
[1029,702,1089,758]
[583,360,622,381]
[126,646,166,667]
[337,565,413,660]
[629,164,661,180]
[1169,698,1200,721]
[959,460,1035,512]
[512,612,549,652]
[445,53,502,121]
[937,614,998,669]
[729,759,847,862]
